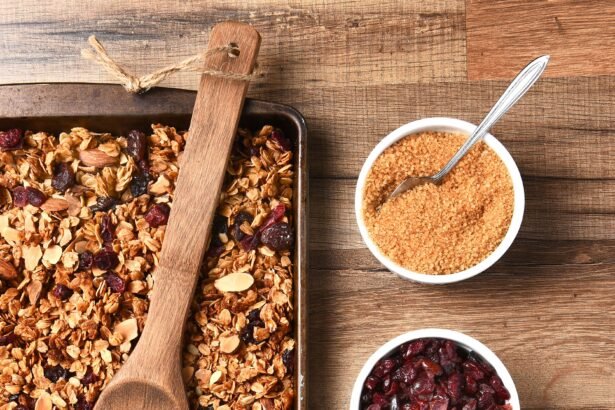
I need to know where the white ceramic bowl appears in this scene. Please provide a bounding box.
[350,328,520,409]
[355,117,524,284]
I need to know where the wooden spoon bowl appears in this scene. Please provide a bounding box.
[94,21,260,410]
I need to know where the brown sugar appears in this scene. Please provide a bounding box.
[361,131,514,274]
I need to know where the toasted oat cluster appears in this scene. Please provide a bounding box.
[182,126,295,410]
[0,124,295,410]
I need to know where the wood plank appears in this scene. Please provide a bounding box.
[250,76,615,180]
[0,0,465,89]
[306,260,615,409]
[466,0,615,80]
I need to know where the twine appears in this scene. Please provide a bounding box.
[81,35,259,94]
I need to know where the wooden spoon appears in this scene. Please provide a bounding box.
[95,22,260,410]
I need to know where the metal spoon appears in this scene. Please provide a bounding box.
[387,55,549,201]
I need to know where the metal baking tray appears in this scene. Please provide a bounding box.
[0,83,308,409]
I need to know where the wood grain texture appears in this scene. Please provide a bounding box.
[95,23,261,410]
[466,0,615,80]
[0,1,614,409]
[0,0,465,89]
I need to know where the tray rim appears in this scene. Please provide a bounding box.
[0,82,308,409]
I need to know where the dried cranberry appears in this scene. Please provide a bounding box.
[78,251,93,270]
[261,204,286,231]
[105,272,126,293]
[100,214,115,243]
[81,367,98,385]
[126,130,148,163]
[90,197,119,213]
[130,172,150,197]
[489,374,511,402]
[44,364,68,382]
[0,128,23,151]
[392,362,417,384]
[12,186,28,207]
[463,360,485,382]
[0,332,17,346]
[365,375,380,391]
[232,211,254,241]
[51,162,75,192]
[94,249,119,270]
[270,128,292,152]
[210,215,228,247]
[144,203,170,227]
[52,284,73,300]
[282,349,294,374]
[260,222,293,251]
[239,234,259,251]
[26,187,46,207]
[360,338,511,410]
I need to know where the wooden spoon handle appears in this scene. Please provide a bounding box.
[142,22,261,348]
[94,22,260,410]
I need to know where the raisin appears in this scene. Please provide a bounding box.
[26,187,46,207]
[144,203,170,227]
[270,128,292,152]
[104,272,126,293]
[130,172,150,197]
[232,211,254,241]
[210,215,228,247]
[282,349,295,374]
[78,251,93,270]
[44,364,69,382]
[52,284,73,301]
[94,249,119,270]
[0,128,23,151]
[90,197,119,213]
[51,162,75,192]
[260,222,293,251]
[12,186,28,207]
[126,130,148,162]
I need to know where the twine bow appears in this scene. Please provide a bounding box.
[81,35,259,94]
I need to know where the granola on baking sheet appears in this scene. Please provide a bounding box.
[182,126,295,410]
[0,124,296,410]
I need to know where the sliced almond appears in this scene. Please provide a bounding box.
[210,370,222,386]
[22,244,42,271]
[43,245,62,265]
[40,198,69,212]
[35,392,52,410]
[114,318,139,342]
[219,334,240,354]
[214,272,254,293]
[0,259,17,280]
[79,149,119,168]
[27,280,43,305]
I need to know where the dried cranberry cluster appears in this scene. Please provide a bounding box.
[361,338,511,410]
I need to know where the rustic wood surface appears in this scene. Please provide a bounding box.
[1,1,614,409]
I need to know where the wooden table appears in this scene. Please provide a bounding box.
[1,1,614,409]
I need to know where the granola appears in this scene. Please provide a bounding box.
[0,124,295,410]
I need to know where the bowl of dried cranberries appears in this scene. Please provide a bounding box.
[350,328,520,410]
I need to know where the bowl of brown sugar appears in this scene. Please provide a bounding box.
[355,118,524,284]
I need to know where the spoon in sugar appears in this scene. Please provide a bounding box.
[386,55,549,202]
